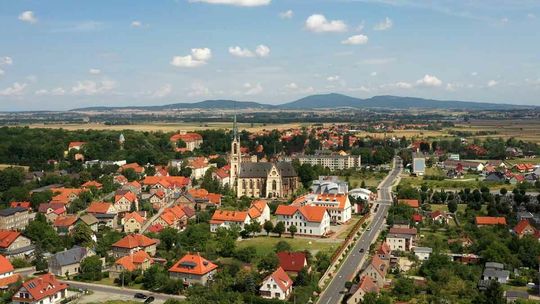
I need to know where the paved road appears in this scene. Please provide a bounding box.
[317,157,402,304]
[62,280,186,302]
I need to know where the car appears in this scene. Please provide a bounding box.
[144,296,155,303]
[134,293,147,299]
[359,248,365,253]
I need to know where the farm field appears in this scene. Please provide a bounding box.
[452,119,540,143]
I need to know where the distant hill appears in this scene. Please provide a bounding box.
[71,93,535,111]
[281,93,533,110]
[71,99,274,111]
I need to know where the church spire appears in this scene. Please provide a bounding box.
[233,113,238,140]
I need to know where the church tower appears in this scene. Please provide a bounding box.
[229,114,240,189]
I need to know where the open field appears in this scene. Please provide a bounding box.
[452,119,540,143]
[0,164,29,172]
[23,122,307,133]
[237,236,340,256]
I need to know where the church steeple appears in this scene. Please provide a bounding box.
[230,114,240,192]
[233,113,238,140]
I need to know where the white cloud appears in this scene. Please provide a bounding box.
[416,74,443,87]
[244,82,263,95]
[305,14,347,33]
[71,80,116,95]
[171,48,212,68]
[327,75,340,82]
[255,45,270,57]
[471,71,478,76]
[35,87,66,96]
[341,34,368,45]
[395,82,412,89]
[487,80,498,87]
[188,83,212,97]
[347,86,370,92]
[285,82,298,89]
[131,21,143,28]
[370,72,377,76]
[18,11,37,24]
[152,84,172,98]
[0,82,28,96]
[279,10,293,19]
[284,82,314,94]
[374,17,392,31]
[229,46,254,58]
[89,68,101,75]
[188,0,270,7]
[229,45,270,58]
[0,57,13,66]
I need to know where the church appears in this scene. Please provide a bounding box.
[229,116,299,199]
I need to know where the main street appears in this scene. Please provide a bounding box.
[317,157,402,304]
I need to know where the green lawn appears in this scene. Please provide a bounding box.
[237,236,340,256]
[336,215,363,239]
[346,171,387,188]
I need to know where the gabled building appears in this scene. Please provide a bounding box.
[38,203,66,223]
[53,215,78,235]
[114,190,139,214]
[248,200,271,225]
[259,267,293,300]
[513,219,537,238]
[168,253,218,286]
[76,214,99,232]
[277,252,308,275]
[362,255,389,288]
[109,250,153,280]
[0,207,34,231]
[210,210,251,232]
[386,226,417,252]
[347,275,379,304]
[81,180,103,190]
[12,273,68,304]
[170,132,203,152]
[48,247,96,277]
[475,216,507,227]
[0,231,34,260]
[0,254,21,289]
[122,211,146,233]
[275,205,331,237]
[111,234,158,258]
[303,193,352,224]
[187,188,222,209]
[151,205,188,230]
[398,199,420,209]
[86,202,118,228]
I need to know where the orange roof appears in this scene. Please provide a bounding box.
[188,157,208,169]
[275,205,328,223]
[112,234,157,249]
[214,168,229,179]
[0,254,15,274]
[81,181,102,189]
[9,201,31,209]
[51,187,84,205]
[124,212,145,225]
[211,210,249,223]
[87,202,114,214]
[188,188,209,198]
[0,273,21,288]
[475,216,507,226]
[53,215,78,227]
[115,191,137,203]
[15,273,68,302]
[0,231,21,248]
[315,193,348,210]
[275,205,298,216]
[248,200,267,219]
[370,255,387,277]
[68,141,86,149]
[120,163,144,174]
[170,133,202,143]
[168,253,217,275]
[399,199,420,208]
[358,275,379,294]
[264,267,292,293]
[126,181,142,189]
[513,219,535,235]
[143,176,189,188]
[115,250,151,271]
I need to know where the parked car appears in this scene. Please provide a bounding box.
[134,293,147,299]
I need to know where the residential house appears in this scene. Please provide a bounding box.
[118,163,145,175]
[109,250,153,280]
[475,216,507,227]
[430,210,449,224]
[50,187,85,206]
[48,247,96,277]
[513,219,537,238]
[187,188,222,209]
[0,207,34,231]
[111,234,158,258]
[81,180,102,190]
[479,262,510,289]
[386,226,417,252]
[113,175,128,186]
[122,181,142,195]
[122,212,146,233]
[12,273,68,304]
[0,254,21,289]
[186,157,214,179]
[0,231,34,260]
[170,132,203,152]
[114,190,139,214]
[212,166,230,188]
[76,214,99,232]
[86,202,118,229]
[505,290,530,303]
[484,172,506,183]
[149,190,168,210]
[248,200,271,225]
[413,247,433,261]
[275,205,331,237]
[9,202,31,211]
[295,193,352,224]
[362,255,389,288]
[347,275,380,304]
[259,267,293,300]
[168,253,217,286]
[151,205,188,230]
[412,213,423,225]
[38,203,66,223]
[53,215,78,235]
[210,210,251,232]
[277,252,308,275]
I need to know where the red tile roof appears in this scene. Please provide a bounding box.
[211,210,249,223]
[124,212,145,225]
[277,252,307,273]
[412,214,423,222]
[14,273,68,302]
[0,254,14,274]
[112,234,157,249]
[358,275,379,294]
[513,219,536,235]
[389,227,417,235]
[115,250,151,271]
[168,253,217,275]
[9,202,31,210]
[264,267,292,293]
[119,163,145,174]
[315,193,349,210]
[170,133,203,143]
[68,141,86,149]
[53,215,78,228]
[87,202,114,214]
[115,191,137,203]
[275,205,329,223]
[0,231,22,248]
[475,216,507,226]
[399,199,420,208]
[81,181,102,189]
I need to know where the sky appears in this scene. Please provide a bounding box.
[0,0,539,111]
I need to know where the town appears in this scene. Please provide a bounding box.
[0,112,538,304]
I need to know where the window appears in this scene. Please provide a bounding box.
[272,180,277,191]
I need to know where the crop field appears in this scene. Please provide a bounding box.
[452,119,540,143]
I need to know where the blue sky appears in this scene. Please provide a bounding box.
[0,0,539,111]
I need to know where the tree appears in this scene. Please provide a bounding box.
[123,168,138,181]
[257,253,278,272]
[289,224,297,238]
[234,246,257,263]
[448,200,458,213]
[73,223,94,248]
[263,220,274,236]
[500,188,507,196]
[484,281,505,304]
[274,240,292,253]
[273,221,285,237]
[80,256,103,281]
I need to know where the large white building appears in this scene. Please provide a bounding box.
[286,154,361,171]
[275,205,330,237]
[294,193,352,224]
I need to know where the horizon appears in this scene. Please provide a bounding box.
[1,0,540,111]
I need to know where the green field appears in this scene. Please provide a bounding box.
[237,236,340,256]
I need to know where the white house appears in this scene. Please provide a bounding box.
[385,226,417,252]
[307,193,352,224]
[210,210,251,232]
[275,205,330,237]
[11,273,68,304]
[259,267,293,300]
[248,200,271,225]
[413,247,433,261]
